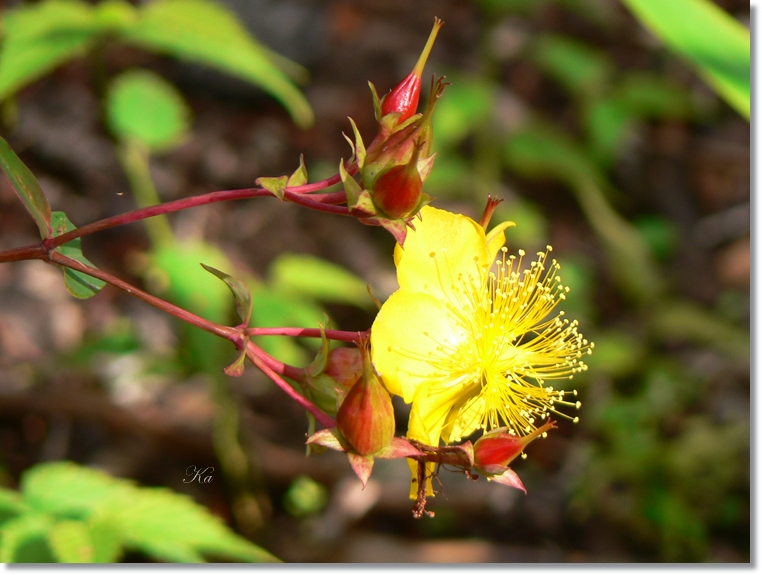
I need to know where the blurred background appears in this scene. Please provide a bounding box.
[0,0,750,563]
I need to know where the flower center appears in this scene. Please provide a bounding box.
[441,246,592,439]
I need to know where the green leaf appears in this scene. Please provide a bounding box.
[22,461,133,519]
[147,241,233,374]
[48,520,94,563]
[106,69,191,153]
[87,512,123,563]
[0,0,100,101]
[0,488,28,526]
[256,175,289,200]
[0,136,53,238]
[51,211,107,299]
[269,254,371,308]
[288,154,309,187]
[621,0,749,119]
[122,0,313,128]
[532,35,612,100]
[97,487,279,563]
[200,264,252,326]
[0,513,56,563]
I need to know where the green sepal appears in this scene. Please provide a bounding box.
[368,81,383,123]
[339,159,365,211]
[417,153,437,183]
[346,117,366,168]
[256,175,288,200]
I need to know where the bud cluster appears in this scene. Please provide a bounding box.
[340,18,447,245]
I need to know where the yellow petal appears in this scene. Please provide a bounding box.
[371,290,469,403]
[440,391,484,444]
[485,220,515,262]
[396,206,490,305]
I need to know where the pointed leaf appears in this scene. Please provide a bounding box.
[0,136,52,238]
[49,520,94,563]
[256,175,288,200]
[287,154,308,187]
[347,453,374,488]
[200,263,252,325]
[0,0,100,101]
[106,69,191,153]
[621,0,749,119]
[487,468,527,493]
[122,0,313,128]
[51,212,107,299]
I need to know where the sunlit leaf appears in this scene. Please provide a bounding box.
[621,0,749,119]
[122,0,313,128]
[22,461,133,518]
[106,69,191,153]
[0,136,53,238]
[95,487,279,562]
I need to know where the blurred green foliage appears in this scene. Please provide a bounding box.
[0,461,278,562]
[0,0,314,127]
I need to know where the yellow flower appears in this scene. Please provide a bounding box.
[371,206,593,495]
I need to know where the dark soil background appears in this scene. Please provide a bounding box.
[0,0,750,563]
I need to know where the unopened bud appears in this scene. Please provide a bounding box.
[324,347,363,390]
[371,141,423,219]
[473,420,556,475]
[380,18,443,124]
[336,347,395,456]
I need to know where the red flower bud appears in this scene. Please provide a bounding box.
[336,347,395,456]
[371,140,423,219]
[380,17,443,124]
[324,347,363,390]
[473,420,556,475]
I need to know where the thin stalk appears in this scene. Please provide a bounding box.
[246,341,335,429]
[245,327,367,343]
[37,185,349,252]
[117,139,175,248]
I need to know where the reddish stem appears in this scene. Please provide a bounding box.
[246,341,335,429]
[245,327,368,343]
[46,251,334,426]
[49,251,237,341]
